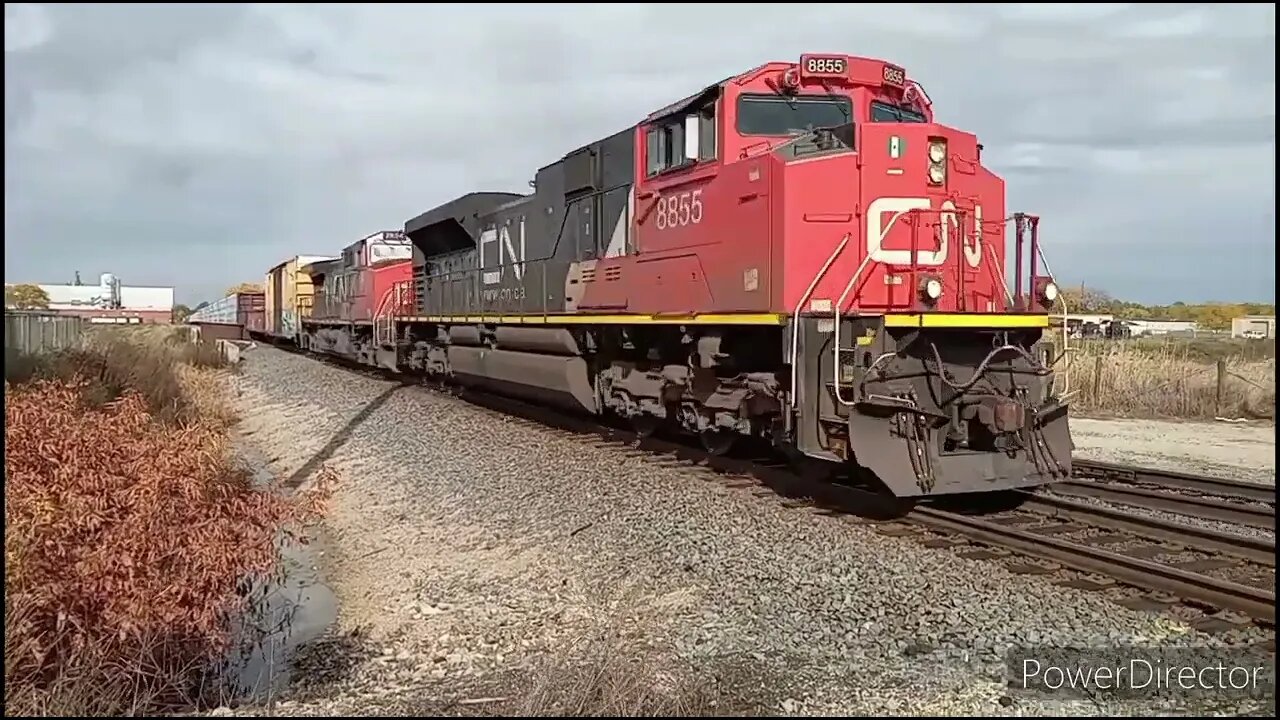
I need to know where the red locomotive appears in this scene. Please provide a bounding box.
[299,231,413,362]
[290,53,1072,498]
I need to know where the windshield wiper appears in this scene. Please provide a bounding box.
[818,79,851,125]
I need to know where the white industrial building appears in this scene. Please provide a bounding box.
[1058,313,1115,326]
[7,272,176,323]
[1231,315,1276,339]
[1122,319,1201,336]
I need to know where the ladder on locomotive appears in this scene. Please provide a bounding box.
[373,280,413,347]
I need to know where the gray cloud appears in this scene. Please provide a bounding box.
[4,2,1274,304]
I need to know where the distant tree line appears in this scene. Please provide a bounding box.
[1060,287,1274,331]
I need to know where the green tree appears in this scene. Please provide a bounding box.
[1058,286,1115,313]
[172,304,193,323]
[4,284,50,309]
[1193,304,1248,331]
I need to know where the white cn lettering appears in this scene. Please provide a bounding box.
[605,186,636,258]
[943,200,983,269]
[965,203,983,268]
[500,217,527,282]
[866,196,945,267]
[480,226,499,285]
[867,197,984,269]
[480,217,527,286]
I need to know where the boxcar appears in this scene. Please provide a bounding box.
[262,255,335,342]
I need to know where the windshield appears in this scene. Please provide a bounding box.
[870,101,927,123]
[736,94,853,136]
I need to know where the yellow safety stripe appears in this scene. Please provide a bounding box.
[394,313,787,326]
[882,313,1050,329]
[391,312,1048,328]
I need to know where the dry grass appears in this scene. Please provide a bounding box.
[493,587,725,717]
[4,325,228,424]
[514,628,718,717]
[4,326,331,716]
[1057,337,1276,419]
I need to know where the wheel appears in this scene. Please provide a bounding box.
[631,415,661,439]
[699,428,737,456]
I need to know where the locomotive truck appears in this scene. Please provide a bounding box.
[276,53,1072,498]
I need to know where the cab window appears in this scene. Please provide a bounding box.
[736,94,852,136]
[646,100,717,176]
[870,101,927,123]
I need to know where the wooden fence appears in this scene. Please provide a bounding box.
[4,311,86,355]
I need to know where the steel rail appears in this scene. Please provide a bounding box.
[1072,458,1276,505]
[1019,491,1276,566]
[1047,479,1276,531]
[909,506,1276,624]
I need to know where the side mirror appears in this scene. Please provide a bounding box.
[683,114,700,162]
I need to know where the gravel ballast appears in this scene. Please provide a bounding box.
[1071,417,1275,487]
[223,345,1276,716]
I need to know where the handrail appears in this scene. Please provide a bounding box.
[832,253,878,406]
[372,289,392,346]
[1007,212,1070,397]
[787,233,851,413]
[983,240,1015,306]
[1032,237,1071,396]
[372,280,414,346]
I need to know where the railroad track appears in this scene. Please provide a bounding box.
[455,385,1279,630]
[256,343,1278,633]
[1044,477,1275,531]
[1072,458,1276,505]
[906,502,1274,628]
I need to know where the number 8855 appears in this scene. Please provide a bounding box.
[653,190,704,231]
[805,57,845,74]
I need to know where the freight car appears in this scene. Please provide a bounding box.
[259,254,336,343]
[187,291,264,341]
[298,231,413,362]
[289,53,1073,498]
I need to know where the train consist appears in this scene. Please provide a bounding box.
[241,53,1073,498]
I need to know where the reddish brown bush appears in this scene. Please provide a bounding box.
[5,325,228,425]
[4,375,332,714]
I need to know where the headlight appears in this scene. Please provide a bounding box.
[920,276,943,302]
[927,138,947,185]
[1041,281,1059,304]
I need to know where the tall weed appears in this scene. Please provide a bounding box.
[1058,338,1275,419]
[4,329,332,715]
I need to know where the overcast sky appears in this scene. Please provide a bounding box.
[4,3,1275,306]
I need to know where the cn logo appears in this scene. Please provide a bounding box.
[479,217,527,286]
[866,197,982,269]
